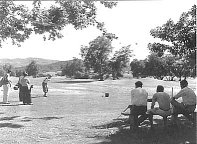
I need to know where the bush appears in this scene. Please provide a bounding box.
[91,73,100,79]
[74,71,90,79]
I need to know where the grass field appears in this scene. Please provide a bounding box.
[0,76,196,144]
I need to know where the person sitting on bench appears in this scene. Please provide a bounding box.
[130,81,148,130]
[147,85,172,116]
[138,85,172,126]
[170,80,196,125]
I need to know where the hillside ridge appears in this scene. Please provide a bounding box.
[0,57,59,67]
[0,57,71,72]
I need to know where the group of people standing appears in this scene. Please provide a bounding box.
[1,70,50,105]
[129,80,196,130]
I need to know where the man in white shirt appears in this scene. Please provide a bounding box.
[171,80,196,124]
[2,70,12,104]
[130,81,148,129]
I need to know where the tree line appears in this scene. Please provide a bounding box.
[130,5,196,81]
[0,1,195,81]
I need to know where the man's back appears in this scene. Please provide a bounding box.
[174,87,196,105]
[131,87,148,106]
[152,92,171,111]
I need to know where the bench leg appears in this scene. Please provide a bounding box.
[129,115,132,130]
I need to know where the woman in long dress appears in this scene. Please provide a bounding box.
[20,72,33,105]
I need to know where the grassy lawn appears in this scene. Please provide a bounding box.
[0,76,196,144]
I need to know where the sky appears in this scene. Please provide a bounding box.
[0,0,196,61]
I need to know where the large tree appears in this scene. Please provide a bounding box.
[0,0,117,47]
[148,5,196,78]
[110,45,133,79]
[162,54,176,81]
[26,60,39,77]
[144,53,167,80]
[61,58,85,78]
[80,34,117,80]
[130,59,145,78]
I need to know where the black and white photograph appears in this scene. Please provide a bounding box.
[0,0,196,143]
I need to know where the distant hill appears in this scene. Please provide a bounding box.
[0,58,79,73]
[38,60,72,72]
[0,57,59,68]
[13,59,72,73]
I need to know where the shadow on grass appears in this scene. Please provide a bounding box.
[0,116,20,121]
[55,80,94,84]
[91,117,196,144]
[22,116,64,121]
[31,95,45,99]
[0,104,23,106]
[0,123,24,128]
[92,118,130,129]
[38,116,64,120]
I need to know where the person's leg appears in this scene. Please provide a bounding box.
[146,109,156,128]
[171,98,185,124]
[3,84,9,103]
[163,116,167,126]
[148,114,153,128]
[130,106,138,130]
[137,106,147,125]
[19,88,23,102]
[171,98,185,110]
[26,90,31,104]
[133,114,139,130]
[43,84,47,97]
[22,93,26,104]
[42,82,45,96]
[45,84,48,97]
[138,114,149,125]
[22,87,27,104]
[171,107,179,125]
[182,105,196,123]
[28,89,32,104]
[46,84,48,93]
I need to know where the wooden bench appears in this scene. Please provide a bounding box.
[121,99,196,129]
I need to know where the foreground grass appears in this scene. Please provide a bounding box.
[0,77,196,144]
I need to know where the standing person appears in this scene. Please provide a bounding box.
[16,75,23,102]
[20,72,32,105]
[2,70,12,104]
[130,81,148,130]
[138,85,172,126]
[42,76,50,97]
[170,80,196,125]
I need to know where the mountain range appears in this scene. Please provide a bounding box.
[0,57,70,72]
[0,57,59,67]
